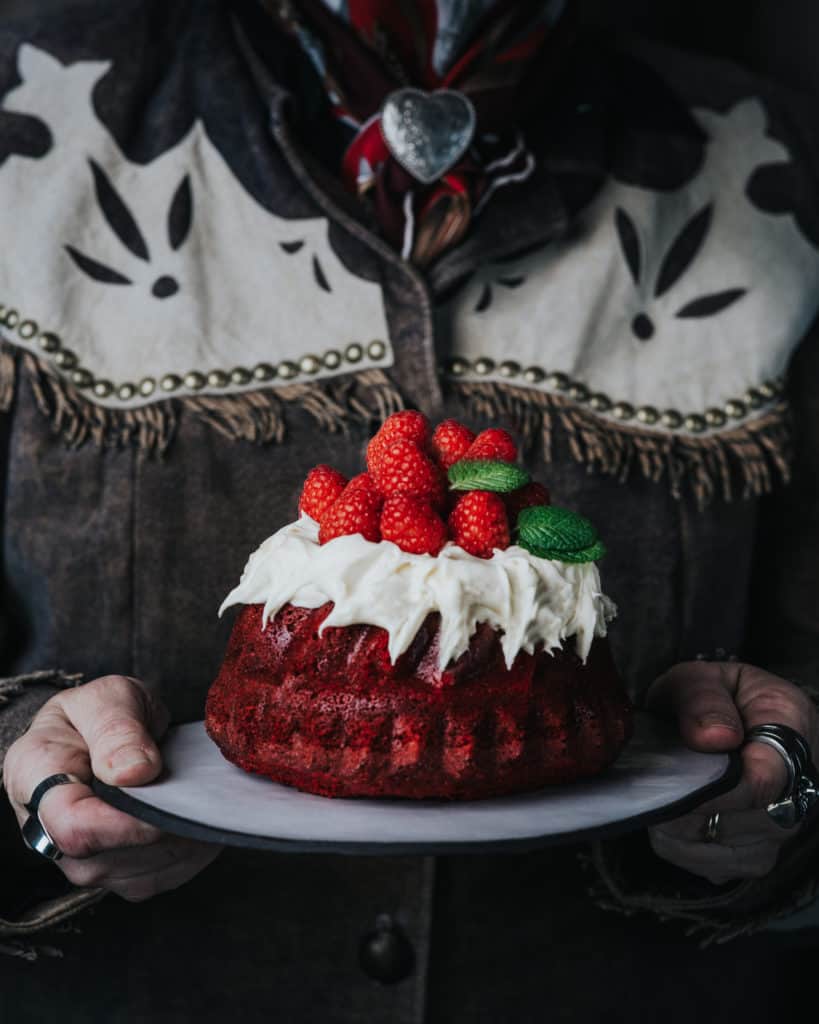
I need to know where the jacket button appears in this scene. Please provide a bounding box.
[358,916,415,984]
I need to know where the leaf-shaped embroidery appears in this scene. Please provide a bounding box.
[312,254,331,292]
[676,288,747,319]
[474,283,492,312]
[615,207,641,286]
[654,202,713,298]
[497,275,525,289]
[280,240,305,254]
[89,159,150,262]
[65,246,133,285]
[167,175,193,251]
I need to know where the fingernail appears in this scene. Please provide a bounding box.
[696,713,741,730]
[112,748,154,774]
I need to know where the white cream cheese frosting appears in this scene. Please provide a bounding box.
[220,516,616,670]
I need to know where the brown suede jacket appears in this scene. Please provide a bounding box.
[0,2,818,1021]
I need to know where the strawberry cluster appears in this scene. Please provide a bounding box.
[297,411,551,558]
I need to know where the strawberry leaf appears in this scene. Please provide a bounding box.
[448,459,530,493]
[516,505,599,558]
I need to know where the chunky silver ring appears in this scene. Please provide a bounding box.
[703,811,721,843]
[21,772,84,862]
[744,724,818,829]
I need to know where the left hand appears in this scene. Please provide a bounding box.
[645,661,819,885]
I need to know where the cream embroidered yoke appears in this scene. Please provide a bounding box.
[0,44,818,436]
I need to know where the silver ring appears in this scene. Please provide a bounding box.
[703,811,721,843]
[744,724,818,829]
[21,772,84,862]
[21,812,63,861]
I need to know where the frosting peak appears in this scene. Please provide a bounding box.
[221,517,616,670]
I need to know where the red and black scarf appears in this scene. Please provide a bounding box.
[260,0,573,264]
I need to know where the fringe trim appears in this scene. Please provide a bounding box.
[450,380,792,506]
[583,844,819,948]
[1,342,403,455]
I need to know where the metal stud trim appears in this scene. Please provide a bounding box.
[0,300,391,403]
[443,357,785,434]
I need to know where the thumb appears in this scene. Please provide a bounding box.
[59,675,168,786]
[645,661,744,752]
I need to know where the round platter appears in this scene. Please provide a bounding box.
[93,712,741,855]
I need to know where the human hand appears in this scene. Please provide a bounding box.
[645,661,819,885]
[3,675,221,901]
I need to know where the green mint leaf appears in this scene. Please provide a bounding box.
[448,459,530,493]
[516,505,599,555]
[551,540,607,563]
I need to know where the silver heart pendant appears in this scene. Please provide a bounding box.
[380,88,476,186]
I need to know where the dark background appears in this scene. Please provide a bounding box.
[0,0,818,98]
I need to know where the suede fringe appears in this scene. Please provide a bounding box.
[1,342,403,455]
[451,380,792,506]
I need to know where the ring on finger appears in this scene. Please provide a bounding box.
[744,724,819,829]
[20,772,85,862]
[702,811,721,843]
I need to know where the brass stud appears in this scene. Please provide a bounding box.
[253,363,276,382]
[207,370,229,388]
[546,371,570,391]
[367,340,387,360]
[3,309,19,329]
[93,379,114,398]
[323,350,342,370]
[499,360,521,378]
[118,382,136,401]
[184,371,206,391]
[161,374,182,392]
[299,354,321,375]
[745,387,764,409]
[39,332,61,353]
[18,320,37,340]
[278,360,298,380]
[345,343,363,363]
[448,357,469,377]
[724,399,747,419]
[230,367,251,386]
[757,381,776,400]
[660,409,683,429]
[612,401,635,420]
[636,405,659,425]
[139,377,156,397]
[54,349,78,370]
[704,408,726,428]
[474,357,495,376]
[71,369,93,389]
[683,413,707,433]
[568,383,590,403]
[523,366,545,384]
[589,393,612,412]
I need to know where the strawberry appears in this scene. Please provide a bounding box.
[345,472,382,500]
[371,438,444,503]
[319,487,382,544]
[298,465,347,521]
[431,419,476,470]
[366,411,430,476]
[505,481,551,523]
[378,410,431,448]
[380,495,449,556]
[449,490,510,559]
[464,427,517,463]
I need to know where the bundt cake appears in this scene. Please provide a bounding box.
[205,412,632,800]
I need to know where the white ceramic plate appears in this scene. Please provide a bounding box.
[93,713,740,854]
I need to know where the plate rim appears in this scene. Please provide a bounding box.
[92,714,743,855]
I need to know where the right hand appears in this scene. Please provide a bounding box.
[3,675,221,901]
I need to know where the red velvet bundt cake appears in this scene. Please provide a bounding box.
[205,412,632,800]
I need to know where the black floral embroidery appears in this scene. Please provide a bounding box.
[614,204,747,341]
[65,161,192,300]
[472,273,525,314]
